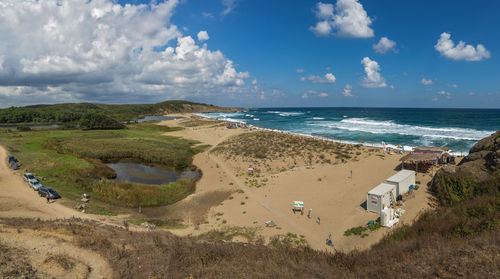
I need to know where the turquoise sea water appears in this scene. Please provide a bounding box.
[200,108,500,153]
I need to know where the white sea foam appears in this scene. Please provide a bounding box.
[253,118,260,120]
[266,111,304,116]
[197,112,246,123]
[312,117,325,120]
[309,117,493,141]
[278,112,304,116]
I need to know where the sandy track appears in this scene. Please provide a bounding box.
[0,145,89,220]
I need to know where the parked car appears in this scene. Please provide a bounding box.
[29,180,43,191]
[38,187,61,199]
[23,173,39,184]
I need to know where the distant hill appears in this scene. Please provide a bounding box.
[0,100,243,124]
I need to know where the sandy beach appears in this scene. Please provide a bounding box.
[158,114,434,251]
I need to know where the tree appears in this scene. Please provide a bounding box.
[79,112,125,130]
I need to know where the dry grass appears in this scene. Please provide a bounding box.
[0,243,37,278]
[0,217,498,279]
[179,118,222,127]
[211,131,366,173]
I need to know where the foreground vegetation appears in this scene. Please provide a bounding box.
[0,216,497,278]
[0,122,203,208]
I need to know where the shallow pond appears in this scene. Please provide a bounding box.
[106,162,200,185]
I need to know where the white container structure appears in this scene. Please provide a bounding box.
[366,183,396,214]
[381,207,399,228]
[385,170,416,197]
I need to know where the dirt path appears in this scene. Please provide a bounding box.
[0,145,89,220]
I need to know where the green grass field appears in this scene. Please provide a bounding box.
[0,122,203,211]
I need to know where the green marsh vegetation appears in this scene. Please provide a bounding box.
[0,121,204,210]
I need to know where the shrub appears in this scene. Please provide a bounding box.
[431,171,478,207]
[16,126,31,131]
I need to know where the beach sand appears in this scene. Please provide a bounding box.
[158,114,433,251]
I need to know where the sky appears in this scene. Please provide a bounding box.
[0,0,499,108]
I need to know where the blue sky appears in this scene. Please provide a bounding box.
[168,0,500,108]
[0,0,498,108]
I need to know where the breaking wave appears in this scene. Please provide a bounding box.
[310,118,493,141]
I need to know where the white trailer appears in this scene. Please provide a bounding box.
[385,170,416,197]
[366,183,396,214]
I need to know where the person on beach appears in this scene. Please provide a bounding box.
[317,217,320,224]
[46,193,50,203]
[307,209,312,219]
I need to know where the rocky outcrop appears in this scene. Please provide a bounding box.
[457,130,500,181]
[430,130,499,206]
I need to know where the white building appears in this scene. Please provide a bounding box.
[366,183,396,214]
[385,170,416,197]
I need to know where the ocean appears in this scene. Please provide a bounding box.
[199,107,500,154]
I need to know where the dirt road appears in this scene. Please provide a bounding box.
[0,145,90,220]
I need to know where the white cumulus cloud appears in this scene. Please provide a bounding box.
[435,32,491,61]
[373,37,397,54]
[197,30,209,41]
[0,0,251,107]
[342,84,353,97]
[310,0,374,38]
[301,73,336,84]
[361,57,386,88]
[302,90,328,99]
[421,78,433,85]
[221,0,238,16]
[438,90,452,99]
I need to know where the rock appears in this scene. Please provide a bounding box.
[140,222,156,230]
[75,204,85,210]
[456,130,500,181]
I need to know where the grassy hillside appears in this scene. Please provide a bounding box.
[0,100,240,124]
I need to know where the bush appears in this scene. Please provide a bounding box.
[91,178,196,207]
[16,126,31,131]
[344,226,367,236]
[431,171,478,207]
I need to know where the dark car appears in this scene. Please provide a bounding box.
[38,187,61,199]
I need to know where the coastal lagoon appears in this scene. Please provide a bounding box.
[200,108,500,152]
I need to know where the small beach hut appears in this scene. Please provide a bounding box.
[385,170,416,197]
[366,183,396,214]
